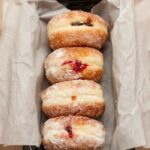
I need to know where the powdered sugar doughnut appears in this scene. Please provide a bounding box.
[41,80,105,118]
[44,47,103,84]
[48,11,108,50]
[42,116,105,150]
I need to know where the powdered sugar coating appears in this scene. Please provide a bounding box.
[42,116,106,150]
[44,47,104,84]
[48,11,108,50]
[41,80,105,118]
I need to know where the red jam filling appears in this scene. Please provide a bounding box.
[65,126,73,138]
[71,96,76,101]
[62,60,88,73]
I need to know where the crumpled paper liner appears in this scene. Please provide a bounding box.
[0,0,41,145]
[109,0,150,149]
[0,0,2,36]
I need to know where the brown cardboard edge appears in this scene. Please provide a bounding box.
[136,148,150,150]
[0,145,22,150]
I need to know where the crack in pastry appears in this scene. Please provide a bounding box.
[62,60,88,73]
[65,125,73,138]
[71,21,93,27]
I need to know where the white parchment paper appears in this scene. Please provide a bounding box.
[0,0,2,36]
[108,0,150,149]
[0,0,41,145]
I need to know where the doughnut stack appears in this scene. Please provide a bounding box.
[41,11,108,150]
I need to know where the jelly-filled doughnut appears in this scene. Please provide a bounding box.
[44,47,103,83]
[42,115,105,150]
[41,80,105,118]
[48,11,108,50]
